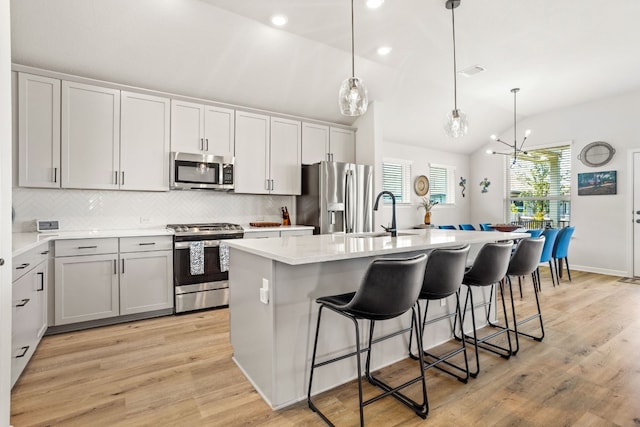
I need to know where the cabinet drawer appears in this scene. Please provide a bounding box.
[55,238,118,257]
[13,242,50,282]
[243,230,281,239]
[280,229,313,237]
[119,235,173,253]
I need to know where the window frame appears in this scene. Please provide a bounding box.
[381,158,412,205]
[428,163,456,206]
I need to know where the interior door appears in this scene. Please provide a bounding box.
[634,152,640,277]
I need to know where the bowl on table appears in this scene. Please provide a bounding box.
[491,224,521,232]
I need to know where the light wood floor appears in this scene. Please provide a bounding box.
[10,269,640,426]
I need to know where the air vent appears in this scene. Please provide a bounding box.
[458,65,486,77]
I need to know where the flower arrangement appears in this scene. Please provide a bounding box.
[418,197,439,212]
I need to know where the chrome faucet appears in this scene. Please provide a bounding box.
[373,191,397,237]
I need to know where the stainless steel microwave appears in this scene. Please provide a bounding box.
[170,152,234,191]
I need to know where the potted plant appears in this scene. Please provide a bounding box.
[418,197,439,224]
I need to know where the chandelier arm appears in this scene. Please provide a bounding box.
[518,135,528,153]
[495,138,513,149]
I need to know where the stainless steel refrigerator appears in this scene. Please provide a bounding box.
[297,161,373,235]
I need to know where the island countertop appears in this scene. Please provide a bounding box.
[226,229,527,265]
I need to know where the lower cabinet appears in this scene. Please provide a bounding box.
[12,242,49,388]
[54,236,173,326]
[244,228,313,239]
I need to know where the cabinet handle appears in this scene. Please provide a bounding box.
[113,259,117,275]
[121,259,125,274]
[271,179,275,191]
[121,171,125,186]
[114,171,118,185]
[77,245,98,249]
[16,346,29,358]
[37,272,44,291]
[205,138,209,151]
[138,242,156,246]
[200,138,204,150]
[265,179,270,191]
[40,250,49,255]
[0,258,4,266]
[16,298,30,307]
[16,263,30,270]
[53,167,58,183]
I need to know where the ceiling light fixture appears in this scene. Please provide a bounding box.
[338,0,368,116]
[443,0,468,138]
[366,0,384,9]
[376,46,392,56]
[487,88,532,166]
[271,15,287,26]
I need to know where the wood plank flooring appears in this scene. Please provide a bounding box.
[10,269,640,426]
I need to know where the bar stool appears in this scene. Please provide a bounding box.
[408,245,471,383]
[307,254,429,426]
[490,237,545,355]
[539,228,560,289]
[455,240,513,377]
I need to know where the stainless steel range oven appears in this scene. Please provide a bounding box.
[167,223,244,313]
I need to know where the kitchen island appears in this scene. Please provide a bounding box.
[226,229,526,409]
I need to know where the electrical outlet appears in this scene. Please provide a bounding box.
[262,278,269,290]
[440,298,446,307]
[260,288,269,304]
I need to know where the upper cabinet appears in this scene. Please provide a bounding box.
[18,73,61,188]
[170,100,235,157]
[301,123,355,164]
[120,91,170,191]
[234,112,301,195]
[61,81,121,190]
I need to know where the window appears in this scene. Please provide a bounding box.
[429,163,456,205]
[382,159,411,204]
[507,144,571,227]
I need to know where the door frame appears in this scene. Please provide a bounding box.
[627,148,640,277]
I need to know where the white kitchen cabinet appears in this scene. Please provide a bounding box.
[243,228,313,238]
[171,100,235,157]
[120,91,170,191]
[301,124,355,165]
[54,236,173,326]
[329,127,355,163]
[119,236,173,315]
[11,243,49,388]
[18,73,61,188]
[61,81,120,190]
[234,112,301,195]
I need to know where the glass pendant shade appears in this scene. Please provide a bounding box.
[444,109,468,138]
[339,77,368,116]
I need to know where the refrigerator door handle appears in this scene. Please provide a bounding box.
[345,169,354,233]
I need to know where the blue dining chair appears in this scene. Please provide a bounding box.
[479,223,494,231]
[539,228,560,289]
[527,229,543,238]
[459,224,476,230]
[439,225,456,230]
[552,226,575,283]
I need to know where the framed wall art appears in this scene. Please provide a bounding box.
[577,170,617,195]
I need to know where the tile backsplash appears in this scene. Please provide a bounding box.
[12,188,294,232]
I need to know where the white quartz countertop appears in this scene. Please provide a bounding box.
[242,224,314,233]
[226,229,529,265]
[12,228,174,257]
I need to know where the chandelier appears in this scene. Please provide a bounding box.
[338,0,368,116]
[443,0,468,138]
[487,88,531,165]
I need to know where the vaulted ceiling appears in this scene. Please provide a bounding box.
[11,0,640,154]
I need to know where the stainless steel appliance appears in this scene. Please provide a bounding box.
[167,223,244,313]
[297,161,373,234]
[170,152,234,191]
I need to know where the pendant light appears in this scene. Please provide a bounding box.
[487,88,532,166]
[338,0,368,116]
[443,0,468,138]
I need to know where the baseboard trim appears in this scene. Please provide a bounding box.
[570,265,627,277]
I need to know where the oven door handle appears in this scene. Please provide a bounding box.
[175,240,221,249]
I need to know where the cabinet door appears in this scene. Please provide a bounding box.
[11,268,39,387]
[120,91,170,191]
[329,127,355,164]
[301,122,329,165]
[119,250,173,315]
[270,117,301,195]
[54,254,119,325]
[61,81,120,189]
[234,111,270,194]
[18,73,61,188]
[204,105,235,157]
[171,100,204,153]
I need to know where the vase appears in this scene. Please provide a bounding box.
[424,211,431,225]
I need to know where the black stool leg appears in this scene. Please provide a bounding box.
[565,258,572,281]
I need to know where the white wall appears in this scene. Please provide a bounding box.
[0,0,12,422]
[471,89,640,276]
[381,141,471,230]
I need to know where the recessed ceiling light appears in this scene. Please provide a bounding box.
[366,0,384,9]
[271,15,287,26]
[458,65,486,77]
[376,46,392,56]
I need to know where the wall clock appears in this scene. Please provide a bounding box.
[577,141,615,167]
